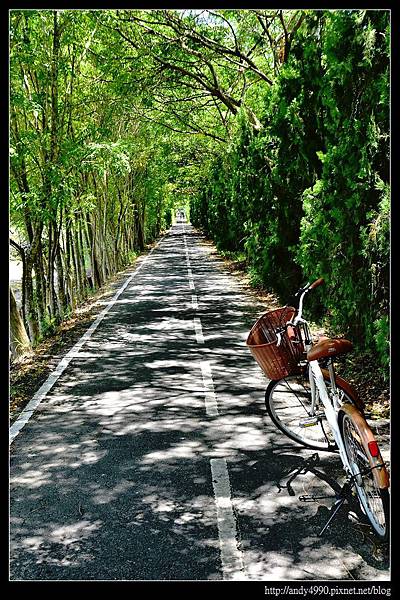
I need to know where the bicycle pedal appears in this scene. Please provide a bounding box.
[299,494,316,502]
[298,414,325,427]
[299,494,333,503]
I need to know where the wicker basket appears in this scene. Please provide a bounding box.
[246,306,305,380]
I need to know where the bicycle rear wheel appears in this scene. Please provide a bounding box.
[265,374,342,451]
[340,407,390,541]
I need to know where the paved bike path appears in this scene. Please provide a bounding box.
[10,222,389,581]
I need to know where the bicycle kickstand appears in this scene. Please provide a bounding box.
[318,479,354,537]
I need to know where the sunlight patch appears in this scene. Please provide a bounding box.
[141,439,204,463]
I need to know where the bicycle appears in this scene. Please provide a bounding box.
[246,278,390,541]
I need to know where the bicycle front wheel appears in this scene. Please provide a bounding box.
[340,408,390,541]
[265,374,338,451]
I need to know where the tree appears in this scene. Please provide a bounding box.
[10,287,31,359]
[90,9,305,138]
[9,8,390,378]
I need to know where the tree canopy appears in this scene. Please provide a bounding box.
[9,9,390,377]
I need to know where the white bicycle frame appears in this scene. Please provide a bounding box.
[279,283,389,538]
[292,287,353,477]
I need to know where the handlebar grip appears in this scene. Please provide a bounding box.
[309,277,324,290]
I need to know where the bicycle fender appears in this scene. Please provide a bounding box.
[339,403,389,490]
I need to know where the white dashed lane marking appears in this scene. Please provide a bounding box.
[183,219,247,581]
[200,361,219,417]
[193,317,205,344]
[210,458,247,580]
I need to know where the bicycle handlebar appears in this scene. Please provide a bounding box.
[292,277,324,325]
[274,277,324,345]
[295,277,325,297]
[309,277,324,290]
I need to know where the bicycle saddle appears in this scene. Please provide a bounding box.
[307,338,353,361]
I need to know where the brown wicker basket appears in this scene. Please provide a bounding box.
[246,306,305,380]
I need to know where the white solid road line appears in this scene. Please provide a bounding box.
[9,232,167,445]
[210,458,247,580]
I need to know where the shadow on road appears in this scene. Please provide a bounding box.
[10,224,389,581]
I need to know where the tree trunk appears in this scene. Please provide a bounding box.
[56,242,68,316]
[136,203,145,251]
[78,217,89,296]
[42,10,61,324]
[10,287,31,359]
[91,214,105,287]
[67,225,78,310]
[24,251,40,343]
[72,222,85,300]
[46,221,58,320]
[82,217,95,290]
[33,239,46,327]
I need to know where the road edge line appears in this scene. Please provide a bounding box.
[9,230,168,446]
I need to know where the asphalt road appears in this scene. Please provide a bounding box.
[9,220,390,581]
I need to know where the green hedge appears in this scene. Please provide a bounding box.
[190,10,390,378]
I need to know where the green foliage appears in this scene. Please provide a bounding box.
[126,250,138,263]
[296,10,389,364]
[190,9,390,376]
[40,315,58,338]
[9,9,390,377]
[9,9,178,344]
[373,316,390,379]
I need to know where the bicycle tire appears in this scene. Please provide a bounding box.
[339,406,390,541]
[265,373,354,451]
